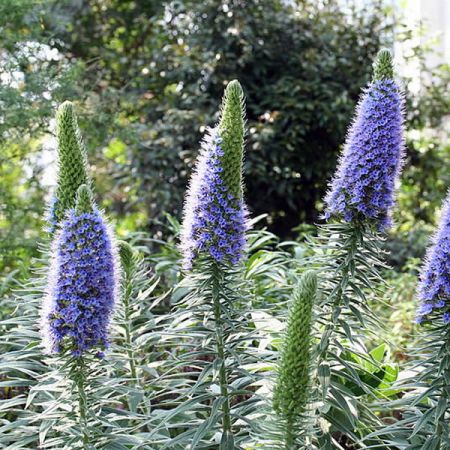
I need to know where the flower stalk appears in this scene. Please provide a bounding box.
[320,48,404,352]
[273,271,317,449]
[211,262,232,435]
[406,192,450,447]
[42,182,119,446]
[118,241,139,383]
[177,79,248,446]
[310,49,405,446]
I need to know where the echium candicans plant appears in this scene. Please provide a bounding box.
[399,193,450,448]
[163,80,252,448]
[310,49,405,446]
[41,183,119,446]
[273,271,318,449]
[0,103,97,448]
[46,101,90,232]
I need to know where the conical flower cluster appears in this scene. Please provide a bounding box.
[42,185,119,356]
[273,271,317,421]
[416,193,450,324]
[48,101,90,232]
[180,80,248,269]
[325,50,404,230]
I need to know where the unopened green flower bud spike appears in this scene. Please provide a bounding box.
[47,101,90,231]
[218,79,245,199]
[274,271,317,449]
[373,48,394,81]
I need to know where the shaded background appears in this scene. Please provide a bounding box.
[1,0,449,284]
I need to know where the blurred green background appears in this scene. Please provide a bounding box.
[1,0,449,341]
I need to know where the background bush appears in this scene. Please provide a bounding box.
[0,0,449,322]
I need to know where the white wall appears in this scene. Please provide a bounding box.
[341,0,449,65]
[403,0,450,66]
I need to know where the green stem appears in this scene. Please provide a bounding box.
[317,229,361,406]
[123,281,138,382]
[211,263,232,436]
[122,272,151,431]
[318,226,360,394]
[436,330,450,445]
[75,357,89,448]
[285,418,295,449]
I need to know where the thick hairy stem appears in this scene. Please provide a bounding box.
[285,418,295,450]
[75,357,89,447]
[436,330,450,446]
[404,328,450,447]
[120,260,151,429]
[123,280,138,382]
[312,223,389,446]
[122,274,152,429]
[211,263,232,437]
[318,225,360,389]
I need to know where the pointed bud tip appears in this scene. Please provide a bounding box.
[57,100,75,115]
[56,101,77,129]
[302,269,317,281]
[224,79,243,99]
[118,241,135,269]
[299,270,317,292]
[219,79,245,125]
[373,48,394,81]
[75,184,94,214]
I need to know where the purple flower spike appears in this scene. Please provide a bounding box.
[180,80,248,269]
[42,207,119,355]
[416,194,450,324]
[180,127,248,269]
[325,50,405,230]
